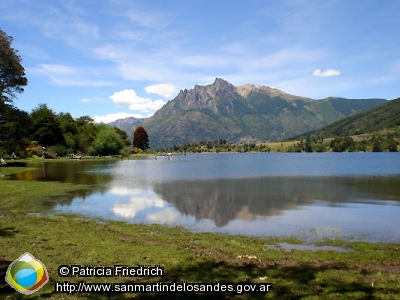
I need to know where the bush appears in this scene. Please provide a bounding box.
[133,147,143,154]
[120,146,131,157]
[49,144,68,157]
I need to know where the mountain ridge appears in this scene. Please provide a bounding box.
[109,78,387,148]
[291,97,400,140]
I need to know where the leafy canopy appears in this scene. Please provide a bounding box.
[0,29,28,106]
[30,104,65,146]
[91,125,125,156]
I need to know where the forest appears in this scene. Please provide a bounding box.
[0,28,135,159]
[0,103,132,159]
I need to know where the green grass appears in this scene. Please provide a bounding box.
[1,163,399,299]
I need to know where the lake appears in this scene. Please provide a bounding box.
[15,153,400,242]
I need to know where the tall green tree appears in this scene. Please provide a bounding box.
[133,126,149,151]
[0,29,28,108]
[30,104,64,146]
[76,116,97,153]
[0,106,31,156]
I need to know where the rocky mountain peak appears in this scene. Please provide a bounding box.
[175,78,239,110]
[236,83,311,101]
[212,77,234,88]
[193,78,237,96]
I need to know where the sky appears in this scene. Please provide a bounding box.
[1,0,399,123]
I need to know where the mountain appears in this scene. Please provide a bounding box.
[291,97,400,140]
[108,117,146,140]
[138,78,386,148]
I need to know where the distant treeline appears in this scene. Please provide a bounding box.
[0,103,131,159]
[167,130,399,153]
[285,131,399,153]
[166,139,271,153]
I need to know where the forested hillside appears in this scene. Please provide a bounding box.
[294,97,400,138]
[284,98,400,152]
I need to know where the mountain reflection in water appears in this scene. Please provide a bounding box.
[11,153,400,242]
[152,177,400,227]
[107,175,400,241]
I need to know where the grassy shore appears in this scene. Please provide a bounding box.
[0,162,399,299]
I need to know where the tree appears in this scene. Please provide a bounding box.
[133,126,149,151]
[76,116,97,153]
[113,127,131,147]
[0,29,28,107]
[0,106,31,156]
[91,126,125,156]
[330,136,354,152]
[30,104,64,146]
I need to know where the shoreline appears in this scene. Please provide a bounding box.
[1,162,399,298]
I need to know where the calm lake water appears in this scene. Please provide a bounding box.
[15,153,400,242]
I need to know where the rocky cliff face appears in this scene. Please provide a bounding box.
[176,78,239,110]
[111,78,387,148]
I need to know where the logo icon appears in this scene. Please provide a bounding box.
[5,252,49,295]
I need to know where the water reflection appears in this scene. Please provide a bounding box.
[152,177,400,227]
[13,160,114,185]
[55,175,400,241]
[107,187,185,224]
[11,160,114,209]
[10,155,400,242]
[111,189,165,218]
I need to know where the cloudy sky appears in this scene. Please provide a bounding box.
[1,0,399,123]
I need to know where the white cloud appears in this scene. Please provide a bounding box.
[129,99,166,112]
[35,64,76,74]
[145,83,178,98]
[36,6,100,49]
[112,196,166,219]
[109,186,145,196]
[29,64,115,87]
[93,112,147,123]
[80,97,104,103]
[110,89,147,106]
[109,89,166,112]
[146,208,180,224]
[313,68,341,77]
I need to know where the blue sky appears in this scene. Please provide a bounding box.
[1,0,399,123]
